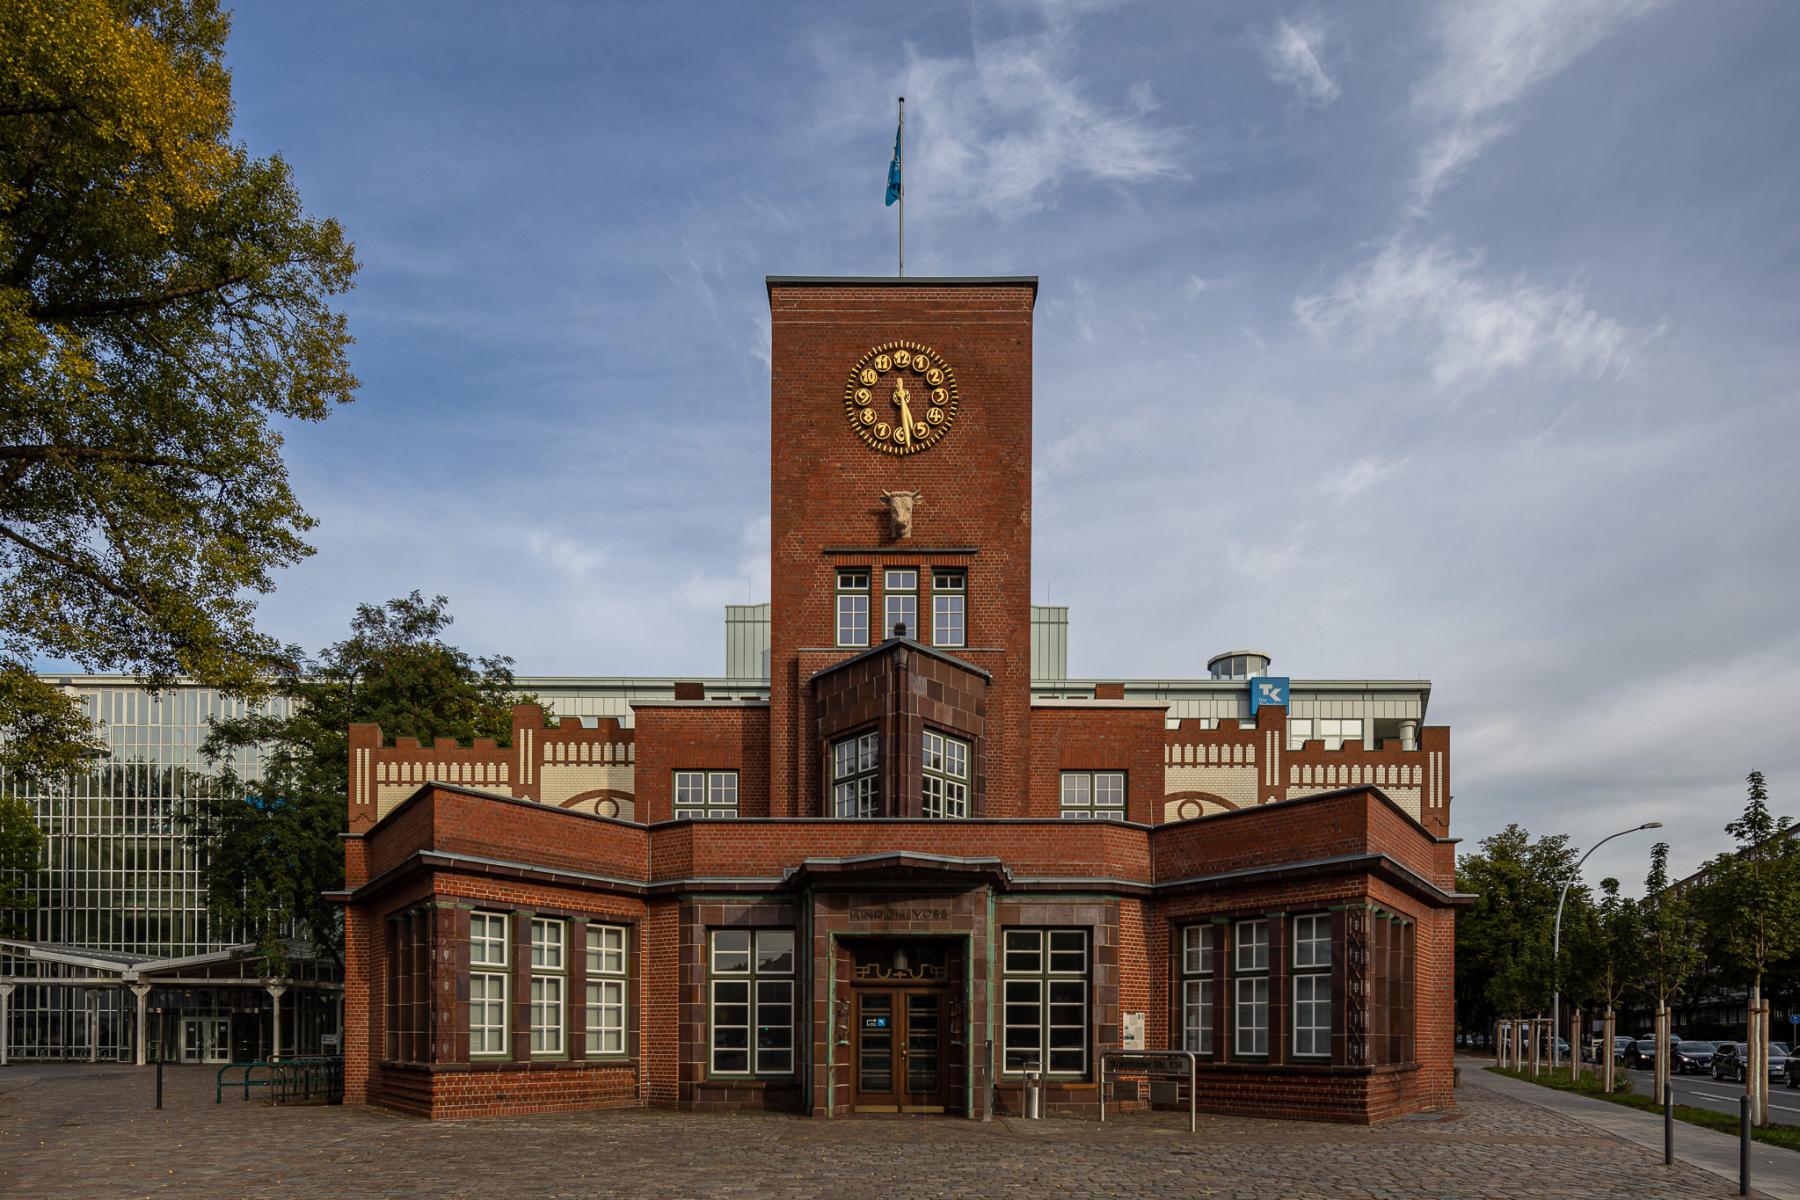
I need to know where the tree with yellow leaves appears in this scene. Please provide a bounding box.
[0,0,358,783]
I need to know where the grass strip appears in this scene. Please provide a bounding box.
[1484,1066,1800,1153]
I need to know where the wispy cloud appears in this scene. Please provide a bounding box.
[1295,239,1640,387]
[1265,17,1341,108]
[1410,0,1668,205]
[1185,274,1232,298]
[1318,455,1407,503]
[814,11,1181,219]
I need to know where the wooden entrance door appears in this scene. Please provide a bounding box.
[854,988,946,1112]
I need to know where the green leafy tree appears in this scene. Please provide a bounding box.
[1,0,357,773]
[1638,841,1704,1020]
[185,593,531,968]
[1691,772,1800,1045]
[0,790,45,934]
[1455,824,1584,1035]
[1565,876,1641,1027]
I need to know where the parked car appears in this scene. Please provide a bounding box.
[1671,1041,1717,1074]
[1712,1041,1793,1083]
[1582,1036,1628,1063]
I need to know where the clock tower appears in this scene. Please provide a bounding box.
[765,277,1037,817]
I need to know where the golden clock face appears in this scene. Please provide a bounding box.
[843,340,958,455]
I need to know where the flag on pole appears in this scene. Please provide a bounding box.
[885,122,902,206]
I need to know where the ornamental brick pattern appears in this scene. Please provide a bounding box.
[336,277,1463,1125]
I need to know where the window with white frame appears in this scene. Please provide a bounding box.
[1322,718,1362,750]
[1291,913,1331,1059]
[530,917,566,1056]
[1286,718,1313,751]
[1059,771,1125,820]
[921,730,969,818]
[831,730,880,818]
[709,929,795,1075]
[470,911,509,1057]
[1001,929,1089,1076]
[837,570,870,647]
[585,923,628,1057]
[1180,924,1214,1055]
[1233,918,1269,1057]
[674,770,738,819]
[932,569,966,647]
[884,568,918,639]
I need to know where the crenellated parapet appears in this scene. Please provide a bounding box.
[1162,706,1450,836]
[348,702,636,832]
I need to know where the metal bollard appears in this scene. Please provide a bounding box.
[155,1054,163,1110]
[1664,1083,1673,1165]
[1024,1068,1042,1120]
[1739,1095,1750,1196]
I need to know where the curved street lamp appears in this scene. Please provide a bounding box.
[1552,820,1663,1067]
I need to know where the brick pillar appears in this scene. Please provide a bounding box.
[431,903,463,1064]
[569,919,589,1061]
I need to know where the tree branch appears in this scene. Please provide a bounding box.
[29,274,251,322]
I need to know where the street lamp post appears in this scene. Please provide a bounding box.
[1552,821,1663,1068]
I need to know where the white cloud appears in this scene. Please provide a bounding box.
[1227,526,1306,582]
[1265,18,1341,108]
[1410,0,1667,205]
[1185,274,1231,298]
[815,13,1180,219]
[1317,455,1407,503]
[1295,239,1638,388]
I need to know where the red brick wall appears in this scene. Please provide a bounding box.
[1029,705,1168,823]
[633,705,771,822]
[767,281,1036,821]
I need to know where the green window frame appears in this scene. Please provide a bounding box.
[1059,771,1125,820]
[469,911,509,1058]
[529,917,566,1057]
[1291,913,1331,1059]
[1000,928,1089,1077]
[585,923,628,1057]
[1179,924,1213,1056]
[708,928,796,1077]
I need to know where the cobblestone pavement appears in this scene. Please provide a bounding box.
[0,1064,1768,1199]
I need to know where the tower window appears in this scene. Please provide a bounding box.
[932,570,965,647]
[832,730,880,818]
[837,570,870,647]
[922,730,969,818]
[884,568,917,639]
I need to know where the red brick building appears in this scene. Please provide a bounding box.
[337,277,1464,1122]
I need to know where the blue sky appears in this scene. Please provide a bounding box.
[219,0,1800,891]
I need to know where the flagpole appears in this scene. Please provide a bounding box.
[897,96,905,278]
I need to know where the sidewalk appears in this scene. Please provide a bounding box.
[1458,1056,1799,1200]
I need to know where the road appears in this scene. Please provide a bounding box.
[1622,1066,1800,1122]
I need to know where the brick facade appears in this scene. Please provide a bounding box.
[337,277,1464,1124]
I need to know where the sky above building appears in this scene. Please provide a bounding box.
[206,0,1797,892]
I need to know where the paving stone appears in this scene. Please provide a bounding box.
[0,1064,1758,1199]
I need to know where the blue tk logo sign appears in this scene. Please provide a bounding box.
[1249,677,1289,713]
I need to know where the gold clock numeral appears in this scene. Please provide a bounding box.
[847,341,954,455]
